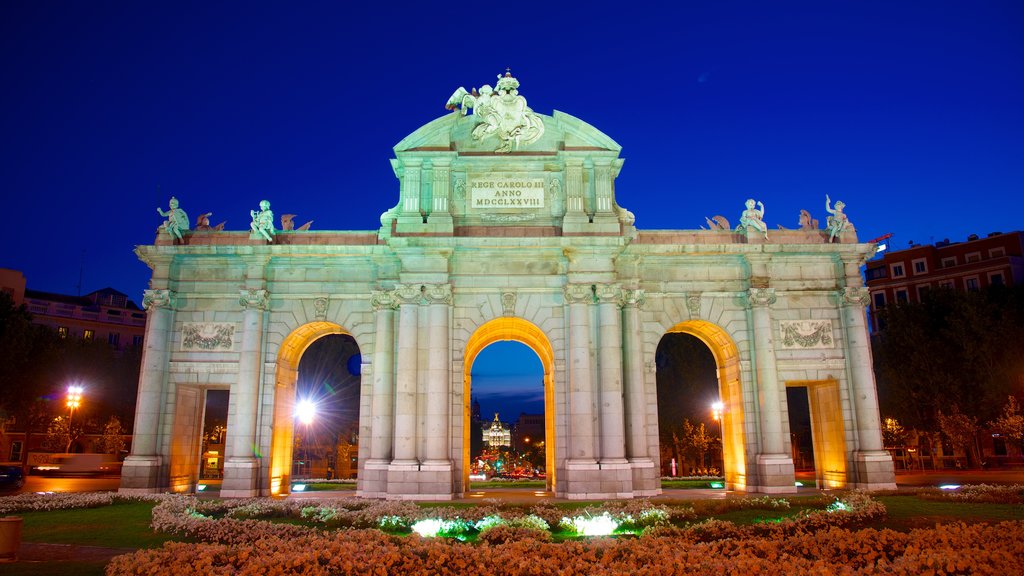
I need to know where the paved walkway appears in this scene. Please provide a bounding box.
[16,541,136,563]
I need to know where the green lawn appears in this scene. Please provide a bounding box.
[660,478,726,489]
[872,495,1024,531]
[18,501,177,549]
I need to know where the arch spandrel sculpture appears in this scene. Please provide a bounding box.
[121,71,895,500]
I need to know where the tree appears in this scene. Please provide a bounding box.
[937,405,980,468]
[990,396,1024,441]
[42,416,71,453]
[874,285,1024,434]
[97,416,127,454]
[881,417,907,447]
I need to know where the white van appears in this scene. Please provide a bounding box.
[33,453,122,476]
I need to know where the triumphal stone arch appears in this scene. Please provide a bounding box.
[121,73,896,499]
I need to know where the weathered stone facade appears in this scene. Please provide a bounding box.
[121,85,895,499]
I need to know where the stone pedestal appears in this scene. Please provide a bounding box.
[221,457,260,498]
[386,462,453,501]
[119,455,166,493]
[851,451,898,490]
[754,453,797,494]
[358,460,390,499]
[629,458,660,496]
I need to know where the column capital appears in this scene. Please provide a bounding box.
[595,283,623,306]
[747,287,777,308]
[239,289,270,311]
[563,283,594,305]
[392,283,423,306]
[842,287,871,307]
[423,283,453,305]
[622,288,646,309]
[142,289,176,311]
[370,290,398,311]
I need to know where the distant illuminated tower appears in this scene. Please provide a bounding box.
[482,413,511,449]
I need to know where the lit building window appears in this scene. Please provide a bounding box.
[83,329,94,341]
[58,326,68,338]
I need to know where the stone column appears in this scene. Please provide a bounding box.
[401,159,422,216]
[564,284,597,463]
[222,288,269,498]
[391,284,421,465]
[368,290,396,464]
[423,284,452,465]
[596,284,627,463]
[748,287,796,492]
[842,286,897,489]
[594,162,613,214]
[621,288,657,492]
[119,289,175,493]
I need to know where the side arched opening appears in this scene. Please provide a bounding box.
[658,320,747,490]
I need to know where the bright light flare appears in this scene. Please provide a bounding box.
[939,484,961,490]
[66,385,84,409]
[711,401,724,421]
[295,400,316,425]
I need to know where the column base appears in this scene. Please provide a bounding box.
[628,458,661,496]
[119,455,166,493]
[563,459,635,499]
[753,453,797,494]
[357,459,390,498]
[221,457,260,498]
[385,460,454,500]
[850,450,897,491]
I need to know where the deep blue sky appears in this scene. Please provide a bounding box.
[2,1,1021,301]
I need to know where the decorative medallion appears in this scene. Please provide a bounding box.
[313,297,328,321]
[501,291,517,316]
[779,320,835,349]
[686,293,702,318]
[181,322,235,351]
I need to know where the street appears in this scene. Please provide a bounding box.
[5,473,122,495]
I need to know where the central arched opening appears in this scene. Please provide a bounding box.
[463,318,555,493]
[269,322,361,495]
[656,321,747,490]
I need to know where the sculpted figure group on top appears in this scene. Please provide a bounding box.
[155,197,313,244]
[701,196,853,242]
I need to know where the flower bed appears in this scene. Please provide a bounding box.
[106,521,1024,575]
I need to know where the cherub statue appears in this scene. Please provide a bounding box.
[156,197,189,242]
[825,195,850,242]
[737,199,768,239]
[250,200,275,242]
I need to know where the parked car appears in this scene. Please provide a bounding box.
[0,465,25,491]
[32,453,122,477]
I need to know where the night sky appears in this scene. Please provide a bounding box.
[2,3,1021,416]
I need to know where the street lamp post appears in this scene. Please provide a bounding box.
[711,401,724,471]
[66,385,84,453]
